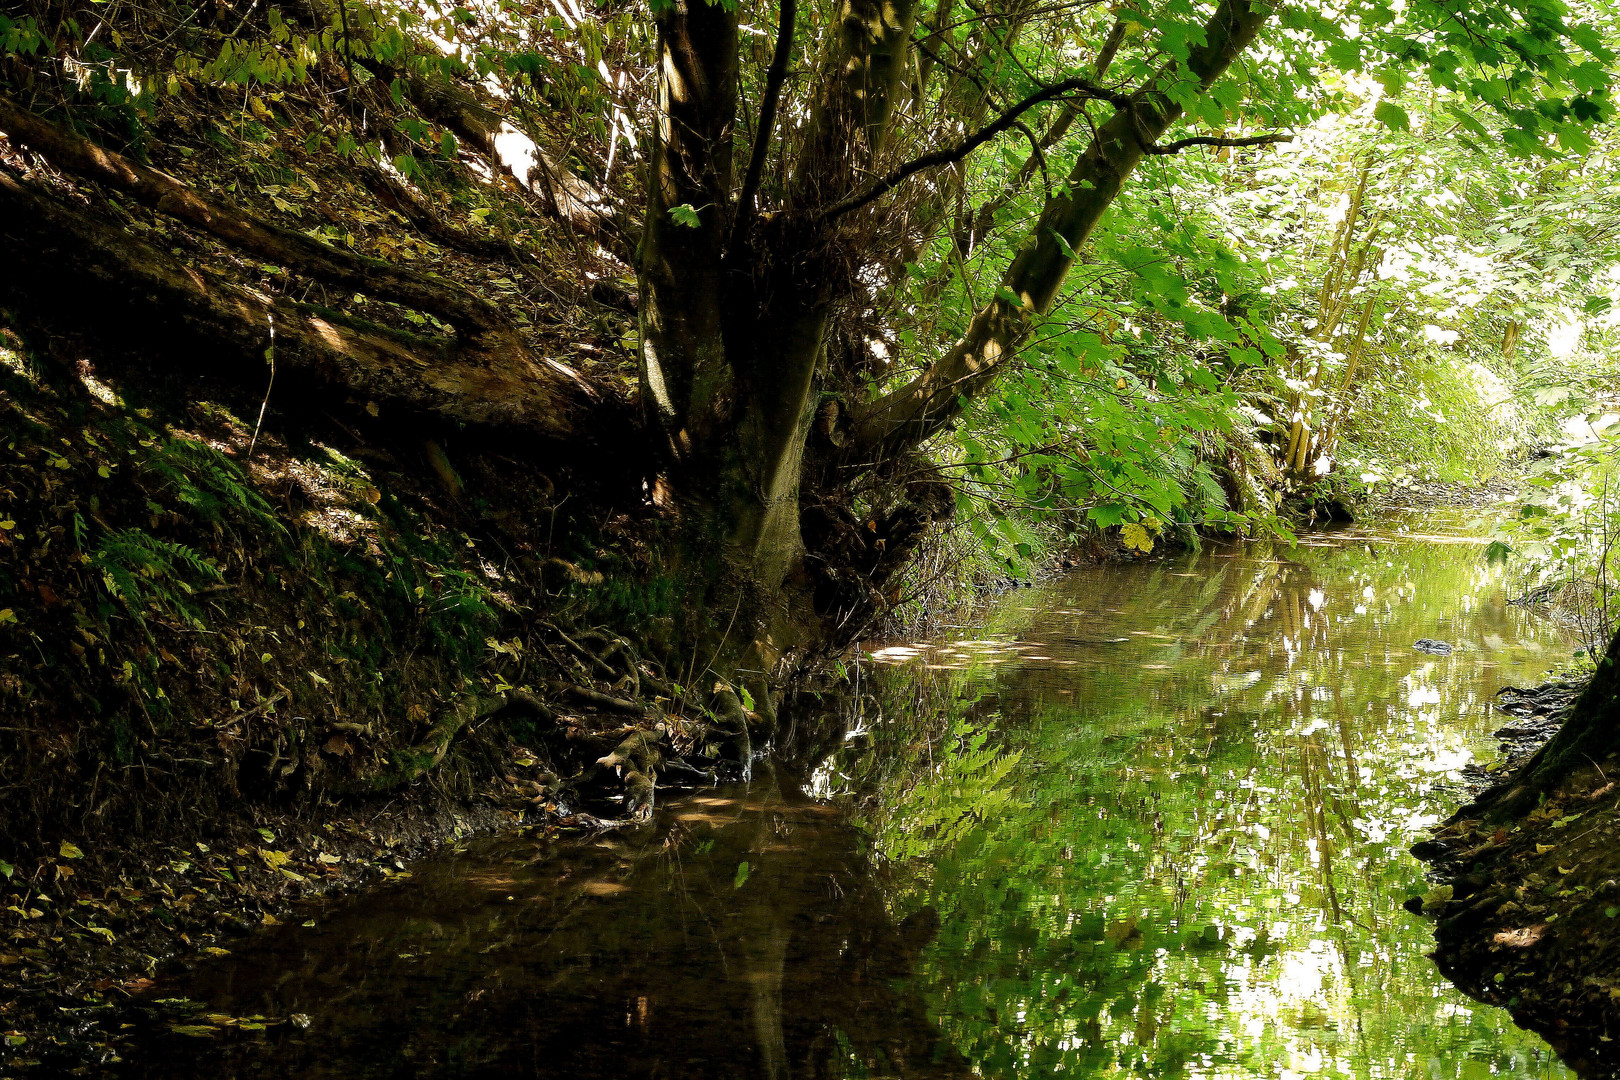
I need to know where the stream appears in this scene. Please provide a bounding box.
[112,510,1578,1078]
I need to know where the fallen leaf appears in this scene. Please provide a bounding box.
[1421,885,1453,912]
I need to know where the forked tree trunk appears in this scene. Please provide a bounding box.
[637,0,926,663]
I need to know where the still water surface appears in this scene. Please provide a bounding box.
[116,512,1575,1078]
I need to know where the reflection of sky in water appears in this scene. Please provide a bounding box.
[860,511,1574,1079]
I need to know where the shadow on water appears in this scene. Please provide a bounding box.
[113,511,1580,1078]
[113,783,970,1079]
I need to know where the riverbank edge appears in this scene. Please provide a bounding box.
[1412,676,1620,1077]
[0,790,551,1071]
[0,347,714,1073]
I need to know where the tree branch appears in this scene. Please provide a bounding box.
[958,18,1128,255]
[730,0,796,248]
[848,0,1276,459]
[1140,132,1291,155]
[819,75,1130,223]
[382,67,635,260]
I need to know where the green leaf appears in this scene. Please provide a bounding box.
[733,860,750,888]
[1373,101,1410,132]
[668,204,702,228]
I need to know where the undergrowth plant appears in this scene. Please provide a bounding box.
[88,526,222,631]
[1498,423,1620,658]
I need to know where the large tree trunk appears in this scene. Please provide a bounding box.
[637,0,926,658]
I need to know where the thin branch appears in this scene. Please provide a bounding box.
[1138,132,1291,155]
[1012,118,1049,198]
[820,75,1131,222]
[730,0,796,248]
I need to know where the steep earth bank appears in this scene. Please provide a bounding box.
[1415,676,1620,1077]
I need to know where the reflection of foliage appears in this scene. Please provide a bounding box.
[856,521,1571,1079]
[1500,424,1619,656]
[862,718,1022,866]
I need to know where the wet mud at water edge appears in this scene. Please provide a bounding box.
[105,511,1579,1078]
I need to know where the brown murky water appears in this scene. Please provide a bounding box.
[111,511,1577,1078]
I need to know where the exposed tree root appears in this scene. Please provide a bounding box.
[545,679,646,716]
[0,98,506,338]
[382,688,554,789]
[0,167,610,441]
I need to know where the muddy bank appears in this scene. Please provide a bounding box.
[0,339,777,1072]
[0,798,516,1071]
[1414,677,1620,1077]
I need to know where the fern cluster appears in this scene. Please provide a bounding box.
[90,527,222,630]
[141,437,281,535]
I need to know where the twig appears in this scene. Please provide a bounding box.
[247,313,275,458]
[216,691,287,728]
[729,0,796,250]
[819,75,1131,223]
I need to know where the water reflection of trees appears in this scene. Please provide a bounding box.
[846,531,1569,1079]
[118,530,1572,1080]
